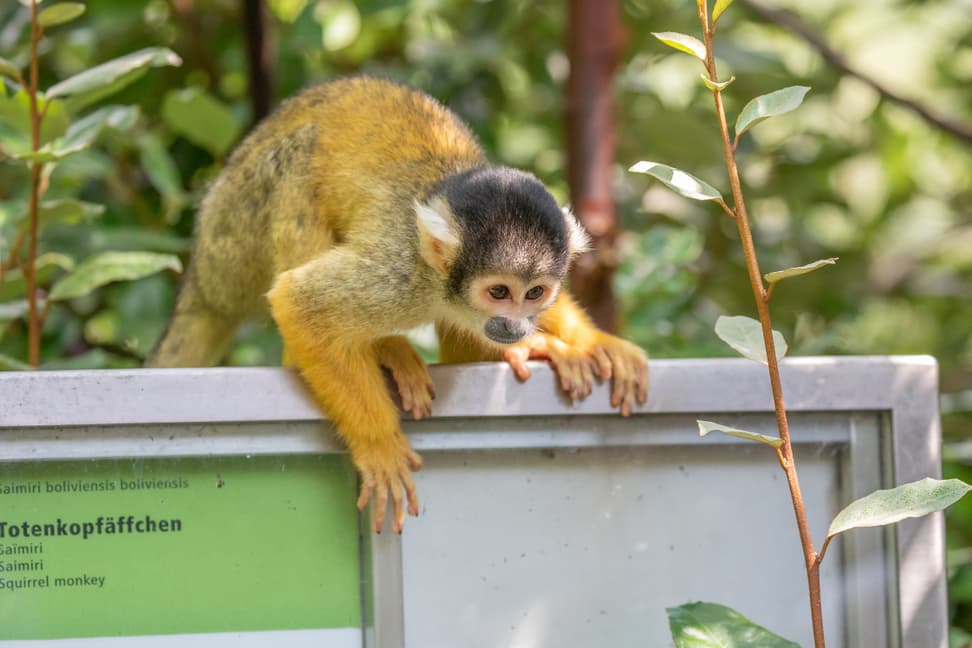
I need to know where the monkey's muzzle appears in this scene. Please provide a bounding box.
[485,316,534,345]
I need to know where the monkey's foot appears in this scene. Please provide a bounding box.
[503,332,649,416]
[375,336,435,420]
[354,439,423,534]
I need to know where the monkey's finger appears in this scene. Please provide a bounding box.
[615,356,640,416]
[399,467,420,517]
[417,384,434,419]
[580,358,596,397]
[558,359,583,402]
[636,362,649,404]
[412,402,426,420]
[556,364,575,401]
[502,347,532,381]
[357,470,375,511]
[607,348,628,410]
[398,377,414,415]
[620,388,634,417]
[593,346,613,381]
[406,448,424,472]
[390,482,405,534]
[572,360,590,400]
[373,479,389,533]
[615,363,634,417]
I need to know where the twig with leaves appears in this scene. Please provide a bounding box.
[741,0,972,146]
[0,0,183,369]
[632,2,972,645]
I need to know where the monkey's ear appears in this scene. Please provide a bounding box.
[562,206,591,258]
[415,198,461,274]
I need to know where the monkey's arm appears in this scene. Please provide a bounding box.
[503,292,649,416]
[267,251,423,533]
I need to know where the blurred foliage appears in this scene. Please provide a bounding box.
[1,0,971,639]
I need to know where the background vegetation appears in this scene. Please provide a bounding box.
[2,0,970,641]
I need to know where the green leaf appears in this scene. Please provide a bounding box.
[651,31,706,61]
[92,227,191,254]
[735,86,811,139]
[137,132,187,223]
[0,121,30,158]
[0,90,69,144]
[714,315,787,364]
[48,251,182,301]
[314,0,362,51]
[0,252,75,301]
[162,87,241,157]
[8,140,87,162]
[62,105,140,150]
[712,0,735,24]
[0,300,30,323]
[46,47,182,107]
[0,352,33,371]
[697,419,782,448]
[0,57,22,81]
[700,73,735,92]
[629,161,725,206]
[828,478,972,540]
[37,2,85,27]
[764,257,838,284]
[39,198,105,225]
[667,602,800,647]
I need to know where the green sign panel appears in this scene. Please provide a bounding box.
[0,454,362,641]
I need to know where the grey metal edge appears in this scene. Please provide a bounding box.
[0,355,945,648]
[0,355,938,426]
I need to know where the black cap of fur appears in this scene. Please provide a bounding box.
[435,166,570,297]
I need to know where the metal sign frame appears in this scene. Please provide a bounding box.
[0,356,944,647]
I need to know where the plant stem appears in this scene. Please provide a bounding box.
[698,5,825,646]
[25,1,44,367]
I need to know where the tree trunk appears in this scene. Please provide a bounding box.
[565,0,624,332]
[243,0,274,124]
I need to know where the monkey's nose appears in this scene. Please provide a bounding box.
[485,317,532,344]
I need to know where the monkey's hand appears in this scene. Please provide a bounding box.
[353,437,423,534]
[375,336,435,419]
[503,331,648,416]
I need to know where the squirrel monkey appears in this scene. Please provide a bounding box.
[148,77,648,533]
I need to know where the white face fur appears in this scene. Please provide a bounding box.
[466,272,560,344]
[414,195,585,346]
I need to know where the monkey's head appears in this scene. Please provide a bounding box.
[415,166,589,347]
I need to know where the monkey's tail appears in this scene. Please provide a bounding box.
[145,267,240,368]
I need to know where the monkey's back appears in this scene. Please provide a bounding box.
[231,77,485,235]
[190,78,486,318]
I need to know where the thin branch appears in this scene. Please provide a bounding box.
[25,2,44,367]
[717,199,737,219]
[815,534,834,569]
[742,0,972,146]
[764,281,775,303]
[698,3,825,646]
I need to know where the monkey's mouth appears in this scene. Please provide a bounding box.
[485,331,527,345]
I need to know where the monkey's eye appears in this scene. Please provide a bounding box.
[525,286,544,301]
[488,285,510,300]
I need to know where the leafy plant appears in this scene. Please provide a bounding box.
[633,2,971,645]
[0,1,183,367]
